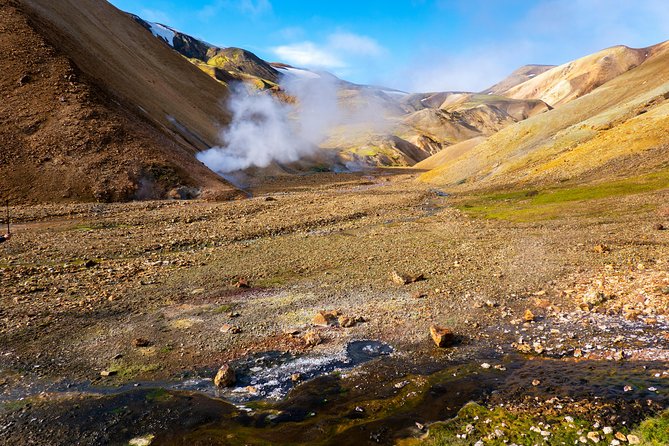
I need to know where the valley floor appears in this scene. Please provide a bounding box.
[1,170,668,445]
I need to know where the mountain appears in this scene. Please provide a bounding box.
[420,41,669,188]
[2,0,240,203]
[481,64,556,96]
[501,45,654,107]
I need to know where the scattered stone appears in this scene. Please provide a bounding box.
[244,386,258,394]
[214,364,236,387]
[623,385,633,392]
[430,325,455,348]
[532,379,541,386]
[100,370,117,377]
[485,300,499,308]
[411,291,428,299]
[264,196,277,201]
[234,278,250,288]
[131,338,151,348]
[523,309,535,322]
[613,350,624,361]
[415,422,425,430]
[390,271,424,285]
[303,330,322,347]
[313,310,338,326]
[587,431,600,443]
[593,244,610,254]
[291,373,301,383]
[354,315,366,323]
[481,363,491,369]
[129,435,155,446]
[338,316,355,328]
[84,259,97,268]
[603,426,613,435]
[614,432,628,442]
[220,324,241,334]
[627,434,640,444]
[228,311,240,318]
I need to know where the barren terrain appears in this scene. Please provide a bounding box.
[1,170,668,444]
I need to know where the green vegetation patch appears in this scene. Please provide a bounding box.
[412,402,627,446]
[457,169,669,222]
[632,409,669,446]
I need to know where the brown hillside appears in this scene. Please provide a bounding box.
[481,64,555,95]
[420,41,669,188]
[503,45,653,107]
[0,0,238,203]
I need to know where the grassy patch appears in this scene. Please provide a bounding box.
[211,304,234,314]
[404,402,627,446]
[145,388,173,403]
[631,409,669,445]
[107,361,160,380]
[457,170,669,222]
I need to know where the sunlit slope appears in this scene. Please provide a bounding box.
[503,45,657,107]
[420,41,669,188]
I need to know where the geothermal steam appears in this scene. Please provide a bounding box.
[197,75,340,173]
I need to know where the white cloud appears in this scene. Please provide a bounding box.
[272,32,385,73]
[273,42,346,68]
[327,32,384,57]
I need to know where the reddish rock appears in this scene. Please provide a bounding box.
[429,325,455,348]
[338,316,355,328]
[303,330,322,347]
[523,309,535,322]
[131,338,151,348]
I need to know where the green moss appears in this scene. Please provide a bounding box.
[413,402,623,446]
[457,169,669,221]
[107,361,160,380]
[146,388,173,403]
[631,410,669,445]
[212,304,234,314]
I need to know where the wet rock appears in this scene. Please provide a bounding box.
[220,324,241,334]
[303,330,322,347]
[338,316,355,328]
[131,338,151,348]
[430,325,455,347]
[214,364,236,387]
[390,270,424,285]
[100,370,117,377]
[523,309,535,322]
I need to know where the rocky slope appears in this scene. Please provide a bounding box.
[481,64,556,95]
[2,0,239,203]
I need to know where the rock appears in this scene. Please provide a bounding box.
[613,350,624,361]
[84,259,97,268]
[523,309,535,322]
[303,330,322,347]
[338,316,355,328]
[481,363,491,369]
[623,385,633,392]
[220,324,241,334]
[313,310,338,326]
[131,338,151,348]
[100,370,117,377]
[214,364,236,387]
[291,373,301,383]
[411,291,428,299]
[485,300,499,308]
[264,196,276,201]
[653,223,665,230]
[593,244,610,253]
[603,426,613,435]
[514,342,533,353]
[614,432,627,441]
[234,278,250,288]
[390,271,424,285]
[228,311,240,318]
[532,379,541,386]
[430,325,455,347]
[17,74,31,86]
[627,434,640,444]
[587,431,600,443]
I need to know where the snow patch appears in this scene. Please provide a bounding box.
[276,67,321,79]
[382,90,409,97]
[148,22,176,47]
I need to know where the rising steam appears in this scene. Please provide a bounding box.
[197,75,340,173]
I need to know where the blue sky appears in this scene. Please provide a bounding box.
[109,0,669,92]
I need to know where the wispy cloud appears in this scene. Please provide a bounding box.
[139,8,171,24]
[198,0,272,21]
[271,31,385,72]
[273,42,346,68]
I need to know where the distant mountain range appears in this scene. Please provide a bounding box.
[3,0,668,203]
